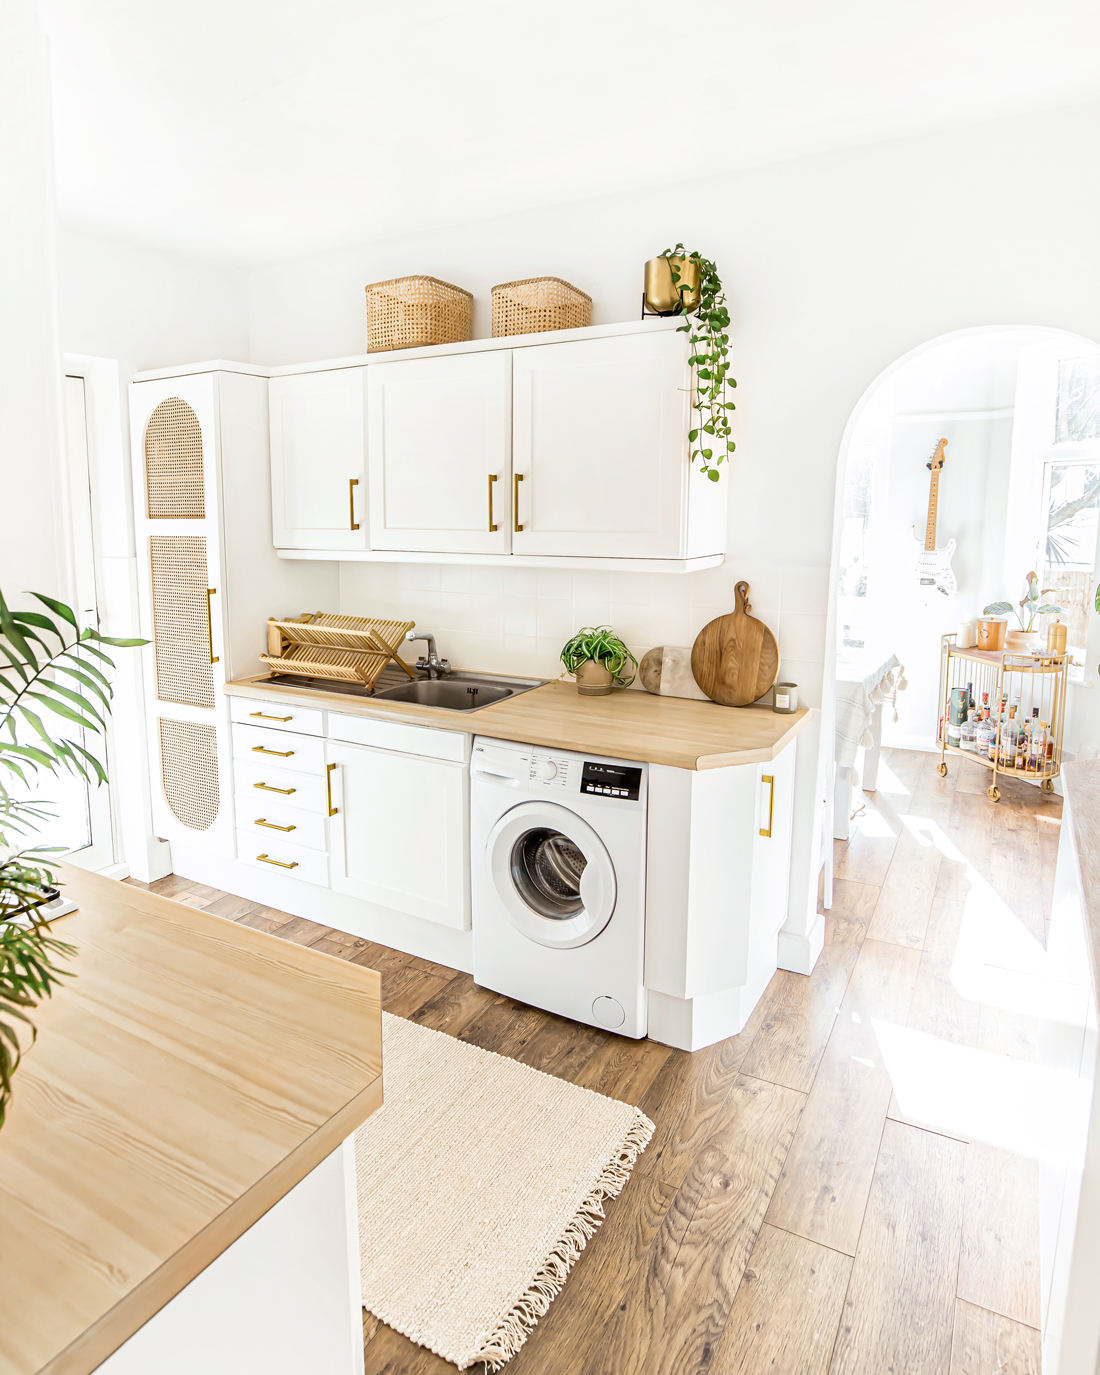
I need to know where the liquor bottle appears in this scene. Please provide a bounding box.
[1015,713,1028,770]
[1027,707,1040,771]
[981,691,990,720]
[1002,705,1018,765]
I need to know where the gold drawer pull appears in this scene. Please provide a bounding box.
[257,854,298,869]
[326,761,338,817]
[760,774,775,838]
[513,472,524,532]
[206,588,219,664]
[349,477,360,531]
[253,745,294,757]
[254,781,296,795]
[488,473,498,532]
[250,711,293,722]
[254,818,296,832]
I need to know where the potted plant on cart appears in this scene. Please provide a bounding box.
[560,627,638,696]
[984,572,1064,652]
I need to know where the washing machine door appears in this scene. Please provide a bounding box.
[485,800,617,949]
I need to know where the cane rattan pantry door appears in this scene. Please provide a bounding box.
[130,373,235,857]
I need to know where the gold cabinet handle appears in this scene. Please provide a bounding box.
[257,853,298,869]
[488,473,498,532]
[326,761,338,817]
[513,473,524,532]
[254,818,296,831]
[252,745,294,757]
[760,774,775,838]
[206,588,219,664]
[250,711,293,722]
[349,477,360,531]
[254,781,296,795]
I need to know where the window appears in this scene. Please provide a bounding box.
[1040,460,1100,661]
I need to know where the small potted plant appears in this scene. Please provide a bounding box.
[560,627,638,696]
[984,572,1064,652]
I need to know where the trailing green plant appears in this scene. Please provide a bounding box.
[559,626,638,688]
[660,244,736,481]
[0,589,144,1125]
[984,571,1064,633]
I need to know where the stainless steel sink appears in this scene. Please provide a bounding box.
[371,671,545,712]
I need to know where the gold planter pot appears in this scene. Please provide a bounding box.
[575,661,613,696]
[643,255,700,315]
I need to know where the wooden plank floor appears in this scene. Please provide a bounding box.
[131,747,1053,1374]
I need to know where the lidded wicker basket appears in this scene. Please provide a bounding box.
[491,277,592,338]
[364,275,473,353]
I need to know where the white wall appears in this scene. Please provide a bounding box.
[246,100,1100,951]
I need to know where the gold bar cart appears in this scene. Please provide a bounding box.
[936,633,1068,802]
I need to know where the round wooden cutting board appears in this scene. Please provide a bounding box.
[691,581,780,706]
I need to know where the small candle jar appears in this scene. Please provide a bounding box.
[773,682,798,713]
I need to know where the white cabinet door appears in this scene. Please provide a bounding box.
[511,329,692,559]
[367,351,512,555]
[328,740,469,929]
[750,741,797,938]
[270,369,367,551]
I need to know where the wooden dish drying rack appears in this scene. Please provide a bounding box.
[261,613,416,690]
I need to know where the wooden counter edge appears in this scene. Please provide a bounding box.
[694,707,811,769]
[1062,760,1100,1017]
[40,1073,383,1375]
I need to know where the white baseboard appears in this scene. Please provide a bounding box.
[778,912,826,974]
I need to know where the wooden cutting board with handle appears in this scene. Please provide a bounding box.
[691,581,780,706]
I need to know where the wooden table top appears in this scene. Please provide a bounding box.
[0,866,383,1375]
[225,676,811,770]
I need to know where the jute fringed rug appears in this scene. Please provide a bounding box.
[354,1013,654,1370]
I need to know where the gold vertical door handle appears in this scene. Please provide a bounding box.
[488,474,498,532]
[205,588,219,663]
[349,478,360,531]
[513,473,524,533]
[760,774,775,838]
[326,761,338,816]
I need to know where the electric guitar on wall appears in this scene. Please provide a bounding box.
[913,438,957,596]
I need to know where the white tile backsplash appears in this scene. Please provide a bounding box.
[338,558,830,706]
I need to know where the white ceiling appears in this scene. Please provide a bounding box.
[43,0,1100,267]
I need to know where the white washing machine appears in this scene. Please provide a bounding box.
[471,736,648,1039]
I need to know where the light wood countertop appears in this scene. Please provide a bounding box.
[224,676,810,770]
[0,866,382,1375]
[1062,760,1100,1009]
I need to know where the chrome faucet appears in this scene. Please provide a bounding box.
[404,630,450,679]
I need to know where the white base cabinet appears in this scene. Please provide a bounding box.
[644,737,798,1051]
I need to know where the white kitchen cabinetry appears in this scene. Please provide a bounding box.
[366,351,512,556]
[512,329,720,560]
[327,714,470,930]
[130,371,336,865]
[644,735,798,1052]
[270,368,368,551]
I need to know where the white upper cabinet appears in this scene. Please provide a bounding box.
[511,329,708,560]
[367,351,512,555]
[270,368,367,550]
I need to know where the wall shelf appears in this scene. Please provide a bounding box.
[275,548,725,573]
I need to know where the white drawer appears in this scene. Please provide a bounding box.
[232,722,325,774]
[229,695,324,737]
[237,829,329,888]
[233,758,333,815]
[327,711,468,763]
[235,800,328,853]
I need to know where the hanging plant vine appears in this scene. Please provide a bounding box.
[660,244,736,481]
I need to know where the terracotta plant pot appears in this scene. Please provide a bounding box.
[975,617,1007,652]
[575,660,613,696]
[1004,629,1041,653]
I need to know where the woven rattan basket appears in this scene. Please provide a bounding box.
[491,277,592,337]
[364,276,473,353]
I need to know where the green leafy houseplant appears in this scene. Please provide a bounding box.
[660,244,736,482]
[984,571,1064,633]
[559,626,638,688]
[0,589,144,1125]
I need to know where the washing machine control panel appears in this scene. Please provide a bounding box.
[528,755,570,787]
[580,760,643,801]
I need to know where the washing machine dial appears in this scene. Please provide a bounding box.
[533,758,559,782]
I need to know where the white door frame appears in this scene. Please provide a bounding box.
[63,353,171,882]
